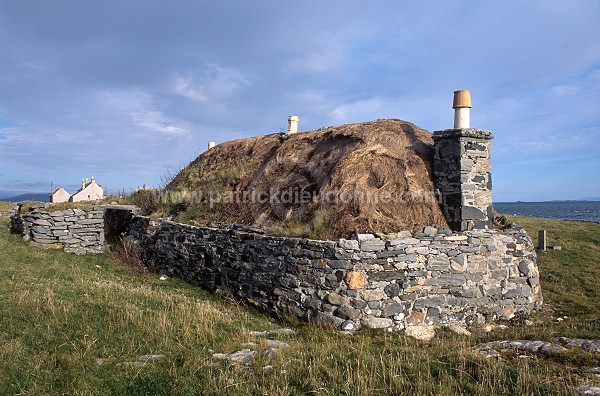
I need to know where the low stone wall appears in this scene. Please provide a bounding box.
[10,205,542,331]
[14,206,105,254]
[125,216,542,331]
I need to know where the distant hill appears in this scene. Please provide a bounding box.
[0,193,49,202]
[166,119,448,237]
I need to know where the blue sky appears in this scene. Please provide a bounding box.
[0,1,598,201]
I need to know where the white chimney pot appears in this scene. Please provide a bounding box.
[452,90,472,129]
[287,115,299,133]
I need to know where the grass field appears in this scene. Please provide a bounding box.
[0,214,598,395]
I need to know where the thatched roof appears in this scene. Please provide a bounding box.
[167,119,448,237]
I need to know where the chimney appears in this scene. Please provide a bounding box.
[208,141,216,149]
[433,90,494,231]
[91,176,95,184]
[452,90,472,129]
[82,178,85,189]
[287,115,299,134]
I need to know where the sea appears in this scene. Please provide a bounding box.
[493,201,600,223]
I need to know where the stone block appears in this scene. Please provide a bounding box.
[327,293,348,306]
[427,256,450,271]
[362,317,393,329]
[424,274,465,287]
[356,234,375,241]
[338,239,360,250]
[360,239,386,252]
[384,283,401,297]
[335,305,361,320]
[382,303,404,316]
[405,325,436,341]
[32,225,50,234]
[350,299,367,309]
[406,311,426,325]
[313,312,345,328]
[445,235,468,242]
[376,250,405,258]
[359,289,387,302]
[423,226,437,236]
[344,272,365,290]
[328,259,353,270]
[369,271,405,282]
[518,260,535,277]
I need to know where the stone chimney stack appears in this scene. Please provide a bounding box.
[208,141,216,149]
[433,90,494,231]
[91,176,95,184]
[287,115,299,134]
[82,178,85,189]
[452,90,471,128]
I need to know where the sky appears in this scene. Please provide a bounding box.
[0,1,599,202]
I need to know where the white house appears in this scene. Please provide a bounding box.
[50,187,71,203]
[70,176,104,202]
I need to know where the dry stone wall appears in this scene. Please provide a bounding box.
[124,215,542,331]
[13,205,106,254]
[10,205,543,331]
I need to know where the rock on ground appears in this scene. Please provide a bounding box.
[405,325,436,342]
[474,340,567,357]
[560,338,600,353]
[576,385,600,395]
[212,349,257,368]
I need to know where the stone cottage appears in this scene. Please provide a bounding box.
[50,187,71,203]
[49,177,105,203]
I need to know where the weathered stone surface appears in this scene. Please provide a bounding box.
[384,283,401,297]
[313,312,345,328]
[340,320,357,332]
[360,239,386,252]
[443,323,471,336]
[407,311,426,325]
[362,317,393,329]
[328,259,353,269]
[518,260,536,277]
[405,325,436,341]
[356,234,375,242]
[336,305,361,320]
[382,303,404,316]
[445,235,468,242]
[559,337,600,353]
[344,272,365,290]
[327,293,348,306]
[212,349,257,367]
[359,289,387,302]
[369,271,405,282]
[423,226,437,236]
[575,385,600,395]
[338,239,360,250]
[475,340,567,357]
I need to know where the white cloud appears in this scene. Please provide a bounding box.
[550,84,582,97]
[131,110,188,137]
[171,65,252,102]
